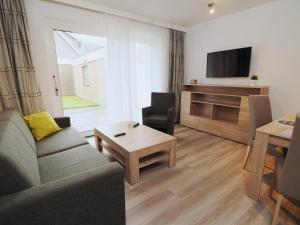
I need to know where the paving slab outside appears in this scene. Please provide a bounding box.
[62,96,106,132]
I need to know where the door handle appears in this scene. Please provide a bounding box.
[52,75,59,96]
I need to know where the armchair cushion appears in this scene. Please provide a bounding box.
[144,114,169,126]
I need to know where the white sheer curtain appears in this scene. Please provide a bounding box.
[104,16,169,123]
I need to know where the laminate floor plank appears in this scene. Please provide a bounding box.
[87,125,300,225]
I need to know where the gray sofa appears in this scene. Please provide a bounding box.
[0,110,125,225]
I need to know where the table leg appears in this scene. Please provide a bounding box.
[125,153,139,185]
[247,132,269,200]
[168,140,176,167]
[95,135,103,151]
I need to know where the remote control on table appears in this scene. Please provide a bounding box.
[114,132,126,137]
[133,122,139,128]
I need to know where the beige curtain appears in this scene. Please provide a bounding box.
[169,29,184,122]
[0,0,42,115]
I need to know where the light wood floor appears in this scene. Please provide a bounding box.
[89,125,300,225]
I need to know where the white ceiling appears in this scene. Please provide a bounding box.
[85,0,276,27]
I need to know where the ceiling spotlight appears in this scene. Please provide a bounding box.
[208,2,215,14]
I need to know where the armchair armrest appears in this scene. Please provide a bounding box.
[0,162,125,225]
[54,116,71,128]
[142,106,154,118]
[167,107,175,122]
[167,107,175,135]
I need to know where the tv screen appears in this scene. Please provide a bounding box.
[206,47,252,78]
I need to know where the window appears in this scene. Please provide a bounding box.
[82,65,89,86]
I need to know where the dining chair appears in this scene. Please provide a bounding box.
[271,114,300,225]
[242,95,285,169]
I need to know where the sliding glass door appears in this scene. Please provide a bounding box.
[53,30,107,133]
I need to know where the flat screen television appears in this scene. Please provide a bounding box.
[206,47,252,78]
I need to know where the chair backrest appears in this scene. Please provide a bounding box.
[280,114,300,201]
[0,121,40,197]
[248,95,273,143]
[151,92,175,114]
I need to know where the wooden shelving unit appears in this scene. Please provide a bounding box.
[180,84,269,144]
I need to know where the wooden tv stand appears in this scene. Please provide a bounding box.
[180,84,269,144]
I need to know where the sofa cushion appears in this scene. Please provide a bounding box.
[0,109,36,153]
[38,144,109,183]
[144,114,168,126]
[0,121,40,197]
[36,127,88,157]
[23,111,62,141]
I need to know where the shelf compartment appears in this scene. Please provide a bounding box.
[191,91,244,97]
[190,102,212,119]
[212,105,239,124]
[191,93,241,108]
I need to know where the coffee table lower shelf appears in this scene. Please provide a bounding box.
[102,143,169,169]
[95,133,176,185]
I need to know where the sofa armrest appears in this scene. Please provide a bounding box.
[54,117,71,128]
[0,162,125,225]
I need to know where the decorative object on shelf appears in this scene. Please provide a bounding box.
[249,75,258,87]
[190,79,198,84]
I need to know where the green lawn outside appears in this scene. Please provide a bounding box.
[62,96,99,109]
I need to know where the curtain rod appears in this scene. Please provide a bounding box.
[41,0,187,32]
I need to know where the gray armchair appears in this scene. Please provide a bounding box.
[142,92,176,135]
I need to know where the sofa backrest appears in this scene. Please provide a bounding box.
[0,109,36,153]
[0,121,41,197]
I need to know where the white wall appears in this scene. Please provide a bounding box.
[185,0,300,118]
[73,59,106,104]
[58,64,75,95]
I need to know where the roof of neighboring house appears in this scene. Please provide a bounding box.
[54,31,106,60]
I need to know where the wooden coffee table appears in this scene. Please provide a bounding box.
[94,122,177,185]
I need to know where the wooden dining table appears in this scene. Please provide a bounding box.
[247,114,296,200]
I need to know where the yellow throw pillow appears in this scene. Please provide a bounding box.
[24,111,62,141]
